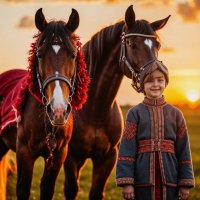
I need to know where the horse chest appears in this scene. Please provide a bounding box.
[72,126,117,156]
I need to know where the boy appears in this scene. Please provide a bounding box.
[116,60,194,200]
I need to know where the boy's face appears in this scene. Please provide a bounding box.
[143,69,166,99]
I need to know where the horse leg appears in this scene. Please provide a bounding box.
[40,148,69,200]
[64,151,86,200]
[16,144,34,200]
[89,148,117,200]
[40,164,61,200]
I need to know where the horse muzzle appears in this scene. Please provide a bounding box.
[46,101,72,126]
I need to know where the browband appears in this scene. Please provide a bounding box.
[122,33,156,39]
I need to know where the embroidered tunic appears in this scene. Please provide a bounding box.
[116,97,194,199]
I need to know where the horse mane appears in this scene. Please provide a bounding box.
[27,21,90,110]
[83,21,124,78]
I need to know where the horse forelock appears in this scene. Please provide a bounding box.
[27,28,90,110]
[37,21,77,54]
[83,21,124,78]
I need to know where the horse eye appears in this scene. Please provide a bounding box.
[127,40,137,49]
[36,51,43,59]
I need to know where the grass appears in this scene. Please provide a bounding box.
[6,106,200,199]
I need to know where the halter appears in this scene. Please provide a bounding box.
[119,27,157,92]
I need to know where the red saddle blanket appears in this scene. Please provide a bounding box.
[0,69,28,135]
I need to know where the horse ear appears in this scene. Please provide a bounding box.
[125,5,135,28]
[35,8,47,32]
[66,8,79,33]
[151,15,171,31]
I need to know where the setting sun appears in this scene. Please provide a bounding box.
[186,90,200,102]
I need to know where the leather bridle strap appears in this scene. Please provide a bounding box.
[119,32,157,75]
[124,33,157,38]
[119,29,157,92]
[36,68,76,105]
[42,72,73,93]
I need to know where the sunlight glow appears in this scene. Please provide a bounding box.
[186,90,200,102]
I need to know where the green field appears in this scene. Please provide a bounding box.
[6,106,200,199]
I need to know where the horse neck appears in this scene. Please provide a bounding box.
[83,21,124,117]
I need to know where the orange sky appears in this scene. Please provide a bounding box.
[0,0,200,105]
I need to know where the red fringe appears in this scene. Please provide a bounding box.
[14,78,29,117]
[72,41,90,110]
[26,36,90,110]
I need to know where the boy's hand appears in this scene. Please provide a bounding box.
[178,187,190,200]
[122,185,134,200]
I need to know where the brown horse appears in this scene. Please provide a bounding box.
[64,5,170,200]
[0,8,89,200]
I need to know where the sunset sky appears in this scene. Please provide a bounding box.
[0,0,200,105]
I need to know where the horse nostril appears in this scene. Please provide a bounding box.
[46,101,71,125]
[47,104,53,116]
[65,104,72,117]
[54,107,65,119]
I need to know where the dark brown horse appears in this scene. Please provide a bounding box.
[0,8,89,200]
[64,5,170,200]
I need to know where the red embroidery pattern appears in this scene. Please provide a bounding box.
[179,160,192,165]
[116,177,134,185]
[178,179,194,186]
[122,121,137,140]
[177,123,187,138]
[166,183,177,187]
[118,156,135,162]
[143,97,166,106]
[138,139,175,153]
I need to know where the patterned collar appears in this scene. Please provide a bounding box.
[143,96,166,106]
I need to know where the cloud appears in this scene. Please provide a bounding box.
[161,47,176,53]
[177,0,200,22]
[135,0,200,22]
[139,0,173,7]
[3,0,33,2]
[2,0,104,2]
[17,16,34,28]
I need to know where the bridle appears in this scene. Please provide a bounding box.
[35,38,78,168]
[36,41,77,106]
[36,67,76,105]
[119,27,157,92]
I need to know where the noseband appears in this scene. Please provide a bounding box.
[36,67,76,104]
[119,28,157,92]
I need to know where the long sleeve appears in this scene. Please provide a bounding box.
[175,110,195,188]
[116,109,138,187]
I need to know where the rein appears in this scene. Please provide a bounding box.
[119,27,157,92]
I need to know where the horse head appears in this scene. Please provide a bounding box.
[120,5,170,92]
[34,8,79,125]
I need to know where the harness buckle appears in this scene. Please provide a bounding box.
[42,95,48,105]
